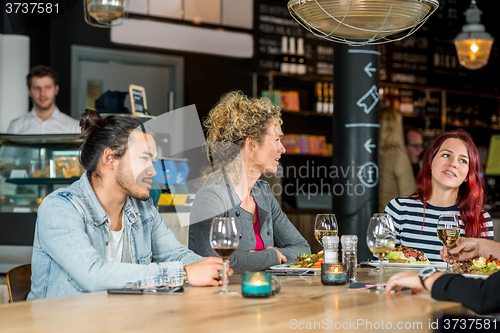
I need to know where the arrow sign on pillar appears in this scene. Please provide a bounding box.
[364,138,376,153]
[364,62,376,77]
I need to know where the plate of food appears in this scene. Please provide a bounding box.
[370,261,447,269]
[370,246,447,270]
[270,251,323,271]
[453,255,500,278]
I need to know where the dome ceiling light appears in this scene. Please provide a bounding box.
[287,0,439,46]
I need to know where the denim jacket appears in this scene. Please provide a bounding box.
[28,172,203,300]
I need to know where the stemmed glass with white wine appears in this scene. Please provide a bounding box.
[210,217,240,294]
[314,214,338,247]
[371,213,395,271]
[437,214,460,273]
[366,215,396,292]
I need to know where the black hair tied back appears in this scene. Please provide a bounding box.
[79,109,102,139]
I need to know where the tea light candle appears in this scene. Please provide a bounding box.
[321,263,347,285]
[242,273,272,297]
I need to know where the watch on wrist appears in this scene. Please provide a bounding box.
[418,266,438,290]
[182,264,188,285]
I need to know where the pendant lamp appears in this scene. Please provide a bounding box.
[287,0,439,46]
[84,0,128,28]
[454,0,494,70]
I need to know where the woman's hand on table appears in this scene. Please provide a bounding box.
[250,247,287,264]
[185,257,233,287]
[385,270,443,294]
[267,246,287,264]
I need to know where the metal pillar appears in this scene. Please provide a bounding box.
[332,44,380,262]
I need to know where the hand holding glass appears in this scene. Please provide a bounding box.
[366,216,396,292]
[210,217,240,294]
[437,214,460,272]
[314,214,338,246]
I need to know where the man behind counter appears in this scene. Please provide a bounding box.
[7,65,80,134]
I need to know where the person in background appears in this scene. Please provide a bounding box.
[386,238,500,314]
[378,107,415,212]
[384,129,494,261]
[28,109,228,300]
[189,91,310,273]
[7,65,80,134]
[404,126,424,178]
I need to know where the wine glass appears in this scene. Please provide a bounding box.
[370,213,395,271]
[314,214,338,247]
[210,217,240,294]
[366,215,396,292]
[437,214,460,273]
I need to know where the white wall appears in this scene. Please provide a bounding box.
[0,34,29,133]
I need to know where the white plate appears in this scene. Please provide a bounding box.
[269,264,321,272]
[370,261,448,270]
[461,273,490,279]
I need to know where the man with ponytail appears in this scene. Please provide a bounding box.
[28,109,230,300]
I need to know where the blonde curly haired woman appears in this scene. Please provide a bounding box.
[189,91,310,273]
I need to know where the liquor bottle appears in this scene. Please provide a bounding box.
[328,83,334,114]
[280,36,289,74]
[296,38,306,75]
[323,82,329,113]
[288,37,297,74]
[315,82,323,113]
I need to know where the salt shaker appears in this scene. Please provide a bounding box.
[341,235,358,283]
[323,236,339,264]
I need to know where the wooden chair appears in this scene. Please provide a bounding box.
[6,264,31,302]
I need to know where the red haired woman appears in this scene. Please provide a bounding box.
[384,129,493,262]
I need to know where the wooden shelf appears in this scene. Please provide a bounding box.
[264,70,333,83]
[402,113,440,119]
[282,110,333,117]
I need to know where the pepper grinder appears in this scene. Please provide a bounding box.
[341,235,358,283]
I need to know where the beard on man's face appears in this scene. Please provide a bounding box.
[116,167,151,201]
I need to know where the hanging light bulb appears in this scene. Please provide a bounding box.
[83,0,128,28]
[287,0,439,46]
[454,0,494,70]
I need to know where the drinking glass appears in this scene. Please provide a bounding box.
[210,217,240,294]
[366,215,396,292]
[314,214,338,246]
[371,213,395,271]
[437,214,460,273]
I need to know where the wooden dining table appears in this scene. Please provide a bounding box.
[0,268,463,333]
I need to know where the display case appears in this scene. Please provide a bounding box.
[0,134,84,273]
[0,134,84,212]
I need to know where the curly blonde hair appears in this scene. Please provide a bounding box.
[200,91,282,186]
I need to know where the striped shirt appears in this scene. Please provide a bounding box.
[384,197,494,262]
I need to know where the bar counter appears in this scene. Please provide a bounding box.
[0,268,463,333]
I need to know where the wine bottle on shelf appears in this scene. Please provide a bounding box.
[280,36,290,74]
[328,83,334,114]
[323,82,329,113]
[288,37,297,74]
[316,82,323,113]
[296,38,306,75]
